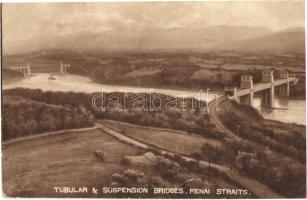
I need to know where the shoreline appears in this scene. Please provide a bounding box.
[2,77,23,85]
[90,75,225,93]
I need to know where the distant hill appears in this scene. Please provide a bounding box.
[4,25,271,55]
[2,68,23,82]
[4,25,305,55]
[220,28,305,54]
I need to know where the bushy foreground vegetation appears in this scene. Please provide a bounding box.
[218,100,305,162]
[2,96,94,141]
[111,153,246,198]
[212,100,306,197]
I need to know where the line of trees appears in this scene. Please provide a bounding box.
[2,98,95,141]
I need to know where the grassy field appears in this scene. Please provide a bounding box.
[3,128,243,198]
[101,120,222,155]
[191,69,236,83]
[2,129,141,197]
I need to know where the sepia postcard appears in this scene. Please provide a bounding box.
[1,1,306,198]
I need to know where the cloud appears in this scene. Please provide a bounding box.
[3,1,304,42]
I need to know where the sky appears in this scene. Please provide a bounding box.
[3,1,305,42]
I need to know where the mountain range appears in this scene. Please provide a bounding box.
[4,25,304,55]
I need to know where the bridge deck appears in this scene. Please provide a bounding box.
[237,77,297,97]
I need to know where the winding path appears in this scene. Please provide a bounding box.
[96,121,283,198]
